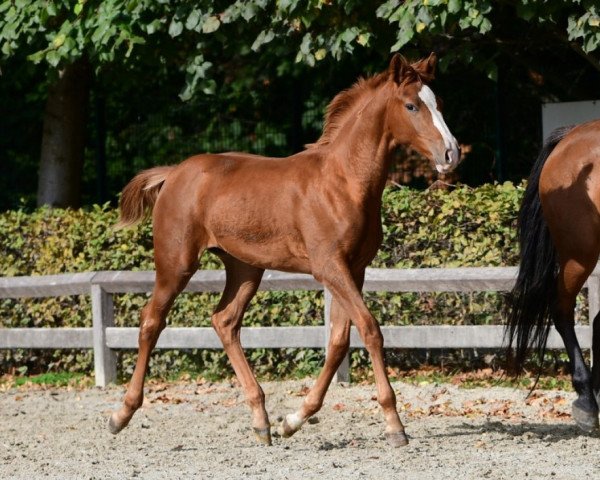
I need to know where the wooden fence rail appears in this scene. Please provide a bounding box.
[1,267,599,387]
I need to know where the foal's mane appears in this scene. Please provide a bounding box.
[311,72,389,148]
[310,54,433,149]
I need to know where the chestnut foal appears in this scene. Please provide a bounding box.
[110,53,460,447]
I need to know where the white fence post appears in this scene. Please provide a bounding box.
[91,284,117,387]
[324,289,350,383]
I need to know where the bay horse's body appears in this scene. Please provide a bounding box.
[507,119,600,432]
[110,54,460,446]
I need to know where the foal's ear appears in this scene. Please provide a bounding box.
[388,53,415,84]
[412,52,437,82]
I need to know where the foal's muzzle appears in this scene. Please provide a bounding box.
[435,144,461,174]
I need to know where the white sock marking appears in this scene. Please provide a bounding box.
[286,411,305,430]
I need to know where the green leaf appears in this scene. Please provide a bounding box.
[168,19,184,37]
[299,33,311,54]
[27,50,46,64]
[186,9,202,30]
[448,0,461,14]
[52,34,66,49]
[479,17,492,34]
[357,33,370,46]
[46,49,61,67]
[202,16,221,34]
[516,3,536,22]
[278,0,300,14]
[390,27,414,51]
[241,3,257,21]
[146,19,162,34]
[202,79,216,94]
[340,27,358,43]
[46,2,58,16]
[584,33,599,52]
[251,29,275,51]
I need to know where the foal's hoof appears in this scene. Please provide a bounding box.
[385,431,409,447]
[572,399,599,433]
[108,412,129,435]
[278,417,298,438]
[253,427,272,446]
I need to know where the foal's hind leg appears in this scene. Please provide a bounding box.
[109,243,199,434]
[211,254,271,444]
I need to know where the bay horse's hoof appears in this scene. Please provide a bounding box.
[278,417,298,438]
[253,427,272,445]
[108,412,129,435]
[572,399,599,433]
[385,431,409,447]
[594,390,600,411]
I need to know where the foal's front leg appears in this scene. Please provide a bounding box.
[299,260,406,447]
[279,295,352,438]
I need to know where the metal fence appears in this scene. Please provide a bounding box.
[1,267,598,387]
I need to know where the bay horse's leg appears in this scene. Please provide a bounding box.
[109,239,200,434]
[591,310,600,405]
[279,272,362,439]
[211,254,270,444]
[554,258,599,431]
[316,261,407,447]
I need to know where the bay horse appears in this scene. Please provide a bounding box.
[506,119,600,432]
[109,53,460,447]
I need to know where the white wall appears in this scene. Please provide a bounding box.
[542,100,600,140]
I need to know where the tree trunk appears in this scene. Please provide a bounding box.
[37,59,90,208]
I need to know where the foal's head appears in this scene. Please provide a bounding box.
[385,53,460,174]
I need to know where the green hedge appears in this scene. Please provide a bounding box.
[0,183,526,379]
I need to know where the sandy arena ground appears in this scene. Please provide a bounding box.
[1,379,599,479]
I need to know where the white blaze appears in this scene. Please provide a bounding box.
[417,84,457,152]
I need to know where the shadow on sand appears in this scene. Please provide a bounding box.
[429,419,600,444]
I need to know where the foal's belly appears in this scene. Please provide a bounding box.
[210,233,312,274]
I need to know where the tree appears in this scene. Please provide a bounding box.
[1,0,599,206]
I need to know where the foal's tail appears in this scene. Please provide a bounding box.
[504,126,574,372]
[115,166,175,229]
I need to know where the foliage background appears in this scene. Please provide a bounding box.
[1,0,599,380]
[0,182,560,380]
[1,1,600,208]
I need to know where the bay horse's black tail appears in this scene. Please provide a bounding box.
[504,126,574,372]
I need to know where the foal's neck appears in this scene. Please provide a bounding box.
[328,86,394,201]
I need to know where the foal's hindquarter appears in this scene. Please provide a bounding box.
[110,54,459,447]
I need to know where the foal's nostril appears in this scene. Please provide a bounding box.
[445,149,453,164]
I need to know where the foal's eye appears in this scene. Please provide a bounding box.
[405,103,417,112]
